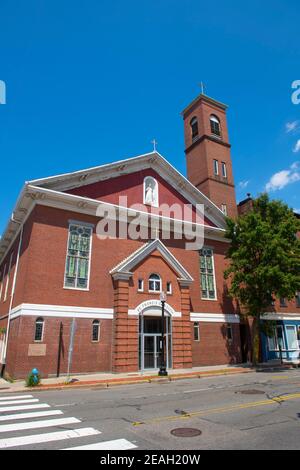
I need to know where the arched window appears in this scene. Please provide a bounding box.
[210,115,221,137]
[92,320,100,342]
[144,176,159,207]
[148,274,161,292]
[190,117,199,139]
[34,317,44,342]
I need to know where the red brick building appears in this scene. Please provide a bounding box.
[0,92,296,379]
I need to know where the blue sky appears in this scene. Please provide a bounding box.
[0,0,299,234]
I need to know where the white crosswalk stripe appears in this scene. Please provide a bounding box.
[0,403,50,412]
[0,395,33,401]
[0,398,39,406]
[63,439,138,450]
[0,410,63,421]
[0,428,101,449]
[0,417,81,433]
[0,393,138,450]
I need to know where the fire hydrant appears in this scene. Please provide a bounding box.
[31,368,39,385]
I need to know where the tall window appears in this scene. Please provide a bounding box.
[194,322,200,341]
[286,325,298,350]
[210,115,221,137]
[34,317,44,342]
[190,117,199,139]
[200,248,216,299]
[226,324,233,341]
[221,162,227,178]
[0,269,4,302]
[213,159,219,176]
[268,325,286,351]
[221,204,228,216]
[149,274,161,292]
[92,320,100,342]
[296,292,300,308]
[4,252,14,302]
[64,223,93,289]
[280,297,287,307]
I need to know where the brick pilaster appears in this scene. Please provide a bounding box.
[112,276,138,373]
[172,282,192,369]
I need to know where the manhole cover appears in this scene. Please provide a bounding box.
[238,389,265,395]
[171,428,202,438]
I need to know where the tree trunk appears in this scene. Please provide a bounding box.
[251,317,260,366]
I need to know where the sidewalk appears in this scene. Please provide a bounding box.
[0,364,253,392]
[0,362,295,393]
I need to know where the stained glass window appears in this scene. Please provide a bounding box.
[199,248,216,299]
[64,224,92,289]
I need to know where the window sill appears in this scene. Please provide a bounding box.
[201,297,218,302]
[63,286,90,292]
[211,133,222,140]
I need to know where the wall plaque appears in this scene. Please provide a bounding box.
[28,344,47,357]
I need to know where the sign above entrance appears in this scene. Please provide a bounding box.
[128,299,181,318]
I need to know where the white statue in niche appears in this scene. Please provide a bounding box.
[144,177,158,207]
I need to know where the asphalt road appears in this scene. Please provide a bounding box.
[1,368,300,450]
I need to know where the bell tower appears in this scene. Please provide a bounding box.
[182,93,237,218]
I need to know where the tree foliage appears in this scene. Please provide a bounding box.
[224,194,300,363]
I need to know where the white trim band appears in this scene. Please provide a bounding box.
[9,304,114,321]
[190,313,240,323]
[128,299,181,318]
[262,313,300,321]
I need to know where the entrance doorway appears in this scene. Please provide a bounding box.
[139,315,172,371]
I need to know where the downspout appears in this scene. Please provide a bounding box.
[1,214,24,377]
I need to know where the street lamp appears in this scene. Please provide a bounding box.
[158,291,168,376]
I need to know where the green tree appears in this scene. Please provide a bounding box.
[224,194,300,365]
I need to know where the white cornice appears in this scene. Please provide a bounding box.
[9,303,114,321]
[190,312,240,323]
[262,312,300,321]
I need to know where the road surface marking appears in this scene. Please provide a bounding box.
[0,395,33,401]
[0,399,39,406]
[0,417,80,433]
[63,439,137,451]
[133,391,300,426]
[0,427,101,449]
[0,403,50,413]
[0,410,63,422]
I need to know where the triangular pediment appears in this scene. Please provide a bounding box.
[110,238,194,284]
[29,151,226,229]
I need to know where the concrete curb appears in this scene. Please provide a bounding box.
[1,367,254,393]
[0,364,295,394]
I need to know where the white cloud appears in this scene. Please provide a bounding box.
[293,140,300,153]
[294,208,300,214]
[265,162,300,192]
[238,180,249,189]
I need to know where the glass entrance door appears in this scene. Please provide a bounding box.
[144,336,155,369]
[143,335,162,369]
[139,315,172,371]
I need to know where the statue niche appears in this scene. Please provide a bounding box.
[144,176,158,207]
